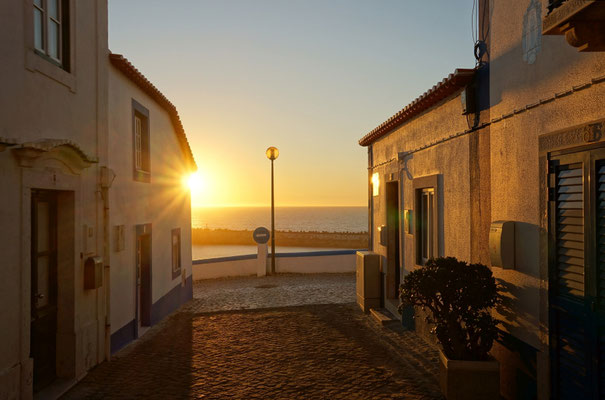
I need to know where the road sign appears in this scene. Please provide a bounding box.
[253,227,270,244]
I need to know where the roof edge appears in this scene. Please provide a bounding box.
[358,68,476,147]
[109,53,197,171]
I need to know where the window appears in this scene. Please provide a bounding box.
[413,175,440,265]
[171,228,181,279]
[418,188,434,264]
[33,0,70,70]
[132,100,150,182]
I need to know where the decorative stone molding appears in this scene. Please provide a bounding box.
[0,137,18,152]
[583,123,603,143]
[12,139,98,175]
[543,0,605,52]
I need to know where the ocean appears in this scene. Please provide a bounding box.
[192,206,368,233]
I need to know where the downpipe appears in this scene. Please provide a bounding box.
[100,167,115,361]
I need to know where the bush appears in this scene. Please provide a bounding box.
[398,257,500,361]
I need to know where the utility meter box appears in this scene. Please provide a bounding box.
[84,256,103,289]
[378,225,387,246]
[356,251,381,312]
[489,221,515,269]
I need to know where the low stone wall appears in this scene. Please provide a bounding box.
[192,250,361,280]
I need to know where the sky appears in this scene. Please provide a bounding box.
[108,0,476,207]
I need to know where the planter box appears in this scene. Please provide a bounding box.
[438,350,500,400]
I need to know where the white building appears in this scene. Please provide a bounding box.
[0,1,196,398]
[107,54,195,353]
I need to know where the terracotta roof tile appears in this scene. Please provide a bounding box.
[358,68,475,146]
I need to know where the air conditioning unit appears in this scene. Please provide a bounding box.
[356,251,381,312]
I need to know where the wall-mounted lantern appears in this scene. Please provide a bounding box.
[372,173,380,196]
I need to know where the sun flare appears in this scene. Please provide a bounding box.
[184,172,205,196]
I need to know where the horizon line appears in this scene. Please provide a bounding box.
[191,204,367,208]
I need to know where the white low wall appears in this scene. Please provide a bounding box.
[192,250,359,280]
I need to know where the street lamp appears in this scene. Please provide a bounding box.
[266,146,279,274]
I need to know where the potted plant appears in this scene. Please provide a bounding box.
[399,257,501,400]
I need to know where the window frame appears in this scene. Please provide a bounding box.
[171,228,181,279]
[413,174,440,266]
[32,0,70,71]
[132,99,151,183]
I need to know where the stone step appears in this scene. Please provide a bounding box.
[369,308,399,326]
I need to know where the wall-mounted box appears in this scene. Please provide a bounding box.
[356,251,381,312]
[378,225,387,246]
[83,224,95,254]
[489,221,515,269]
[461,85,476,115]
[84,256,103,289]
[403,210,412,234]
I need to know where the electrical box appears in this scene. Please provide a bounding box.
[83,224,95,254]
[378,225,387,246]
[84,256,103,289]
[356,251,381,312]
[489,221,515,269]
[403,210,412,234]
[461,85,476,115]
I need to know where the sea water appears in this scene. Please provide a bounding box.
[192,206,367,232]
[191,206,368,259]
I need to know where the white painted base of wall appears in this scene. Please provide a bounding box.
[192,252,357,280]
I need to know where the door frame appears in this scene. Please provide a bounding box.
[385,180,401,304]
[135,223,152,338]
[544,137,605,399]
[30,190,59,392]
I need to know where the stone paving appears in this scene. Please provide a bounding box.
[186,273,357,313]
[63,274,442,399]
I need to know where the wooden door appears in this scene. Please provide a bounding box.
[30,190,58,392]
[137,233,152,328]
[549,148,605,399]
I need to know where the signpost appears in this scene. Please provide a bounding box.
[253,227,270,277]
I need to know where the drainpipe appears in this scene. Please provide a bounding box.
[100,167,115,361]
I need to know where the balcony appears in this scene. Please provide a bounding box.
[543,0,605,51]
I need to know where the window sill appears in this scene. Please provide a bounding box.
[172,269,182,280]
[25,49,76,92]
[133,169,151,183]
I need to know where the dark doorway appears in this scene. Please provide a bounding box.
[136,230,152,333]
[386,181,401,304]
[31,190,58,392]
[548,147,605,399]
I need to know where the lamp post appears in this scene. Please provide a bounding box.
[266,146,279,274]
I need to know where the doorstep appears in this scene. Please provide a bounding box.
[34,376,81,400]
[369,307,399,326]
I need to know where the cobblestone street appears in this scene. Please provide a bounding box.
[63,274,442,399]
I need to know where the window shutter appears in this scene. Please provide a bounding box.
[594,162,605,397]
[552,161,590,398]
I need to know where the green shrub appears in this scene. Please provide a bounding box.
[398,257,500,361]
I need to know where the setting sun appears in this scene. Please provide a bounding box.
[184,172,206,197]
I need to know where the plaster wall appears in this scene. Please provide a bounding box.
[369,93,472,274]
[0,1,109,397]
[192,252,356,280]
[487,1,605,397]
[488,0,605,350]
[108,69,193,337]
[489,0,605,118]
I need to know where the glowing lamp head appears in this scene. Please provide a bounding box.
[372,173,380,196]
[266,146,279,160]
